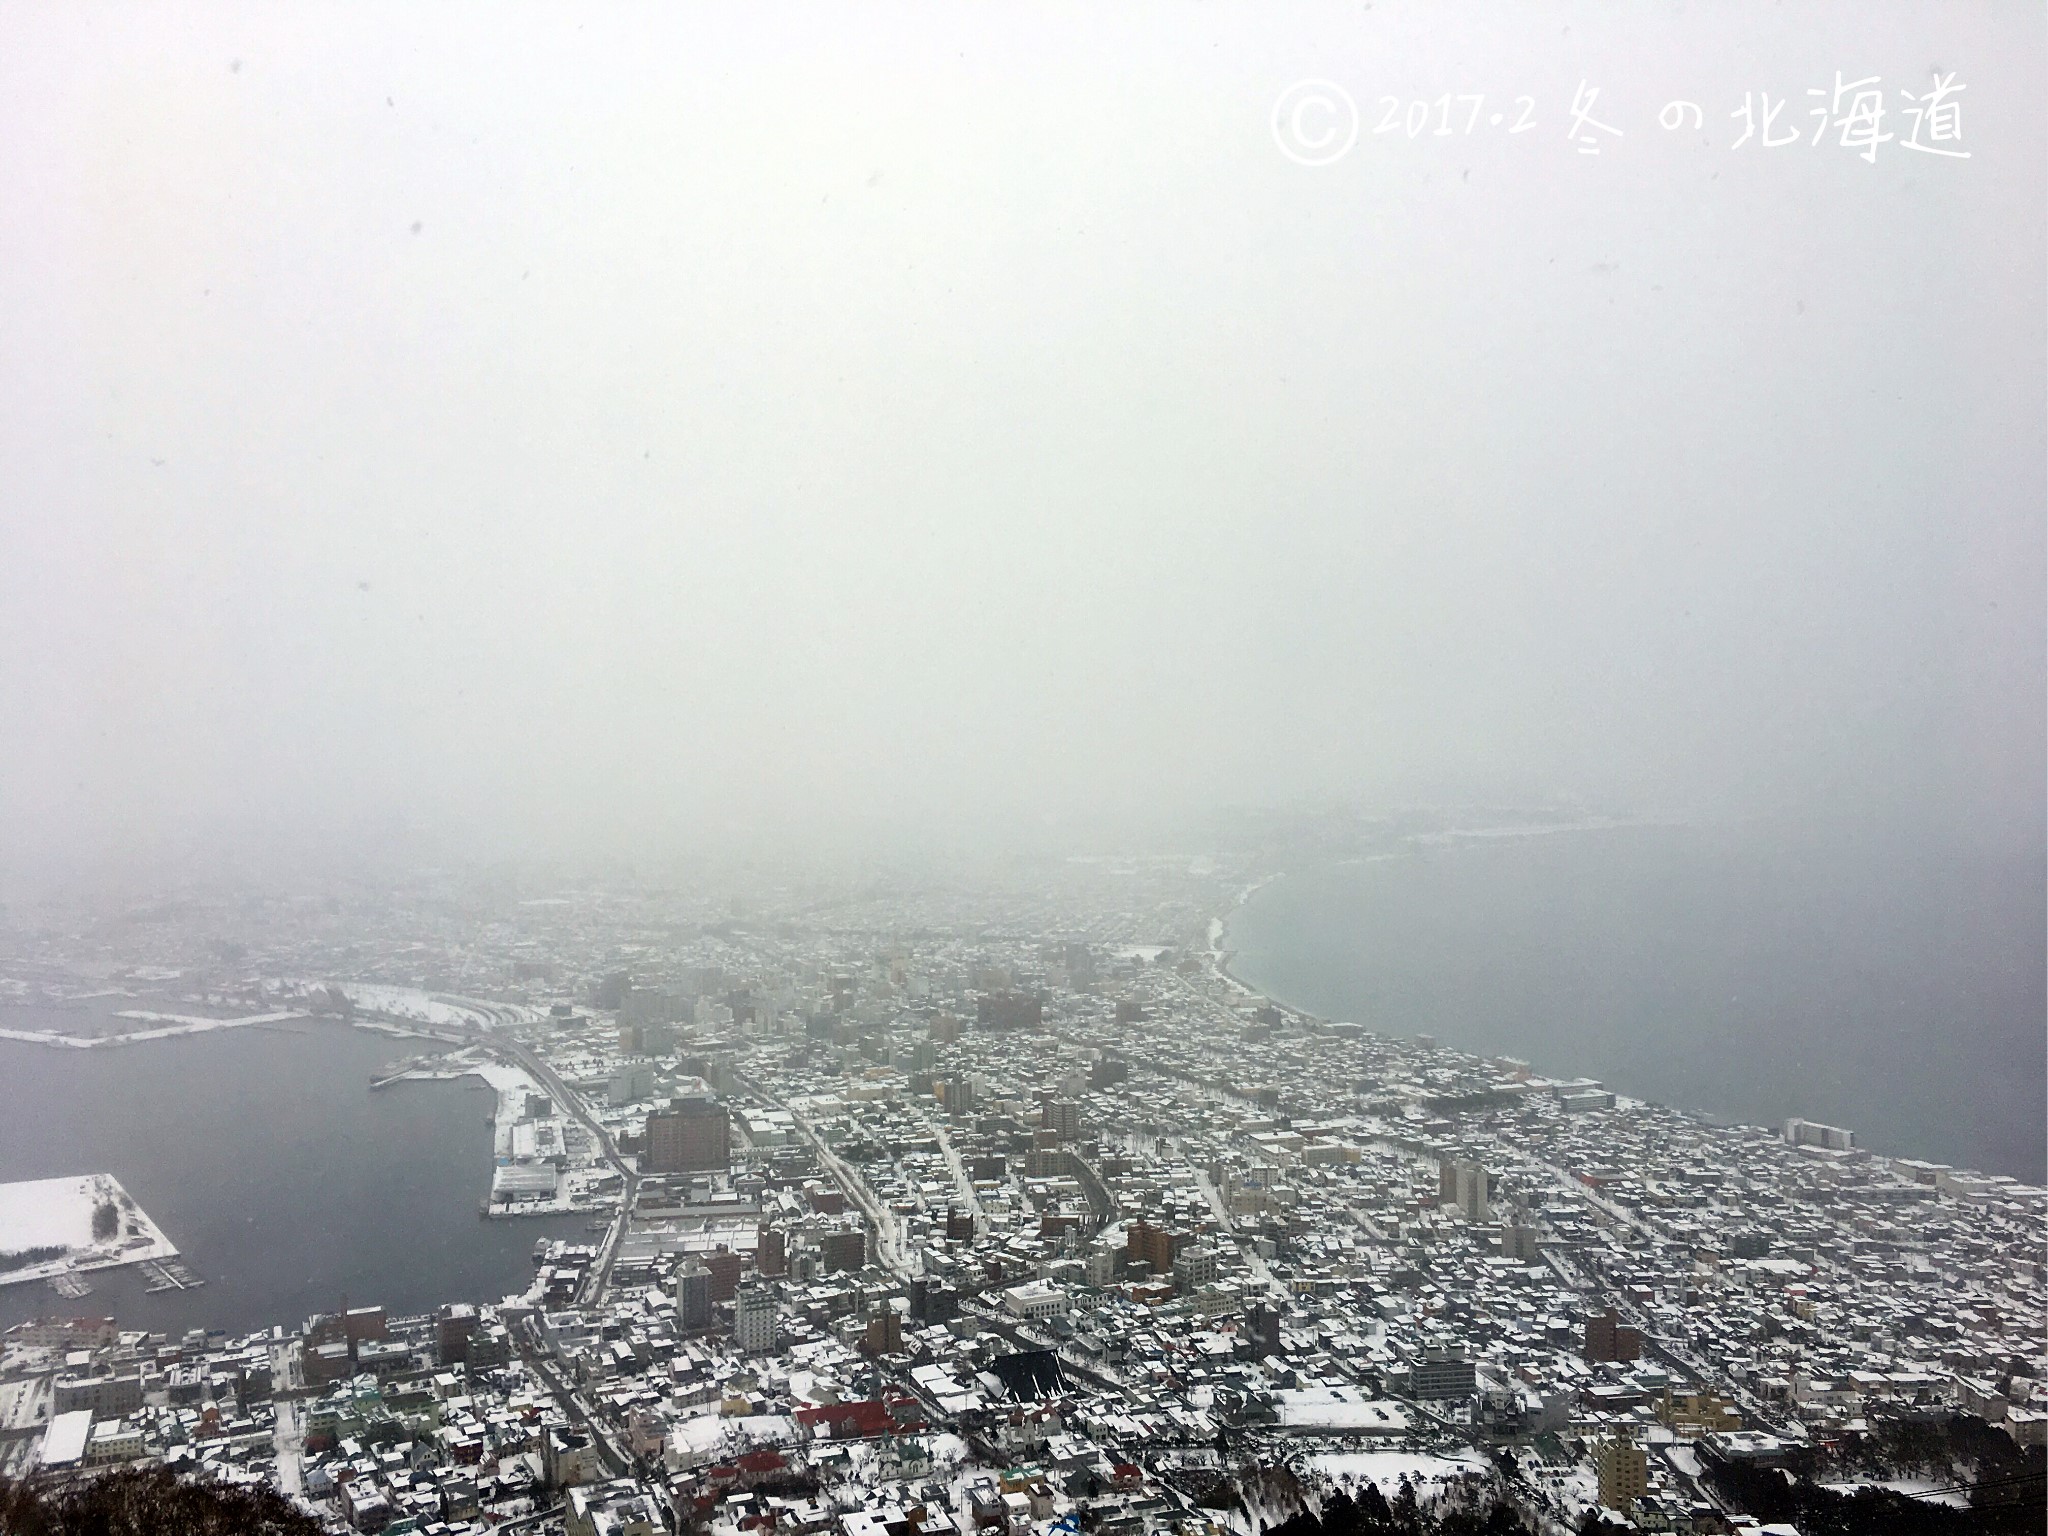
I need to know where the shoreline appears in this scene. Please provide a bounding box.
[1201,846,2044,1188]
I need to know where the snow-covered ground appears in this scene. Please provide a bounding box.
[330,985,536,1032]
[1822,1477,1971,1509]
[1309,1450,1488,1490]
[0,1010,306,1048]
[1273,1388,1413,1432]
[0,1174,178,1287]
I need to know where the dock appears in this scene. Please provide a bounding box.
[139,1258,204,1293]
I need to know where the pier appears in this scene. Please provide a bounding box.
[139,1257,204,1293]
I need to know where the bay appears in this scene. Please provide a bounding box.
[0,1014,585,1334]
[1226,822,2046,1182]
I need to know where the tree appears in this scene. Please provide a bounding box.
[91,1201,119,1241]
[0,1467,323,1535]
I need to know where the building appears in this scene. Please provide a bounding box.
[1409,1350,1478,1400]
[52,1373,143,1416]
[1172,1244,1221,1292]
[543,1426,604,1489]
[607,1063,656,1106]
[675,1260,713,1333]
[436,1303,477,1366]
[1040,1099,1082,1140]
[939,1076,976,1116]
[1002,1280,1070,1321]
[734,1282,777,1353]
[1125,1220,1178,1276]
[1244,1302,1282,1359]
[1594,1434,1648,1512]
[1439,1157,1490,1222]
[1784,1117,1855,1152]
[862,1306,903,1355]
[37,1410,93,1472]
[1585,1308,1644,1363]
[567,1480,664,1536]
[1499,1213,1542,1263]
[644,1098,730,1173]
[756,1222,786,1278]
[819,1228,866,1274]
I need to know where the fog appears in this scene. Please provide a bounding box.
[2,2,2040,886]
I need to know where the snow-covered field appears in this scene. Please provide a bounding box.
[0,1174,178,1287]
[1273,1388,1414,1432]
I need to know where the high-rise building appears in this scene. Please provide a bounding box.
[1594,1434,1648,1511]
[1439,1158,1490,1222]
[1040,1099,1082,1141]
[644,1099,729,1173]
[756,1222,786,1278]
[1244,1302,1282,1358]
[939,1076,976,1116]
[1499,1212,1542,1263]
[1410,1349,1478,1400]
[704,1247,744,1303]
[436,1303,476,1366]
[1585,1308,1644,1363]
[1172,1244,1221,1292]
[862,1306,902,1355]
[674,1261,712,1333]
[819,1228,866,1274]
[1126,1220,1177,1276]
[733,1283,777,1354]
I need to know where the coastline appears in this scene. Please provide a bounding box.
[1201,835,2046,1186]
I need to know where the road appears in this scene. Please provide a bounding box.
[489,1031,640,1303]
[932,1117,987,1236]
[1189,1156,1286,1299]
[736,1072,920,1279]
[271,1398,304,1499]
[516,1314,631,1477]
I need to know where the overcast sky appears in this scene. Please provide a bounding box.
[1,2,2040,882]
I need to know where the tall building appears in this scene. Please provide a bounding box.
[1126,1220,1177,1276]
[704,1247,743,1303]
[1244,1302,1282,1358]
[1040,1099,1082,1141]
[1499,1211,1542,1263]
[1172,1244,1221,1292]
[1594,1434,1648,1512]
[733,1282,777,1354]
[436,1303,476,1366]
[756,1222,786,1278]
[939,1076,976,1116]
[1585,1308,1644,1363]
[674,1261,712,1333]
[819,1228,866,1274]
[644,1098,729,1173]
[1410,1349,1478,1399]
[862,1305,902,1355]
[1439,1158,1490,1222]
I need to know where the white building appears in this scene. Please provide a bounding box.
[1001,1280,1069,1321]
[38,1410,92,1471]
[1785,1118,1855,1152]
[734,1282,777,1353]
